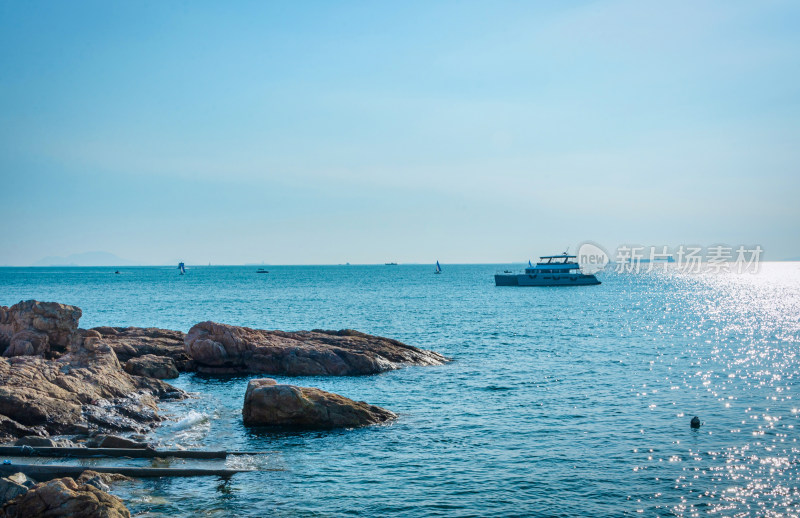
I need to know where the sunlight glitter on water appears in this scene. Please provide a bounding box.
[1,263,799,516]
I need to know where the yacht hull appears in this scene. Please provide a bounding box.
[494,273,600,287]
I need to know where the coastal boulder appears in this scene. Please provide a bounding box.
[0,301,81,357]
[3,331,49,358]
[91,327,194,372]
[0,474,30,507]
[0,415,46,443]
[185,321,447,375]
[123,355,179,379]
[0,328,185,443]
[242,378,396,429]
[0,477,130,518]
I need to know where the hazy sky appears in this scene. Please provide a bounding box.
[1,0,798,265]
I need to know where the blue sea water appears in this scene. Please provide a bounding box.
[1,263,799,517]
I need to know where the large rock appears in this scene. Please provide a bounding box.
[123,355,179,379]
[0,301,82,357]
[242,378,396,429]
[14,436,56,447]
[4,331,49,357]
[0,415,46,442]
[0,475,29,507]
[0,477,130,518]
[0,327,185,443]
[185,321,447,375]
[91,327,194,372]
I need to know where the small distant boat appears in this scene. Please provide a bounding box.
[385,262,398,266]
[256,269,269,274]
[434,260,442,274]
[178,262,186,275]
[495,252,600,287]
[114,270,120,274]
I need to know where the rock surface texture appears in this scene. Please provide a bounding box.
[242,378,396,429]
[185,321,447,375]
[0,301,82,357]
[0,477,130,518]
[91,327,194,372]
[123,354,179,379]
[0,301,185,443]
[85,434,150,449]
[0,475,29,507]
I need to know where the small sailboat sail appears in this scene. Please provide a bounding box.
[435,260,442,274]
[178,262,186,275]
[528,260,533,267]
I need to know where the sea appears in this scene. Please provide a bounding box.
[1,263,798,517]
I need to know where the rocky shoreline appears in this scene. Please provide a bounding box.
[0,299,448,515]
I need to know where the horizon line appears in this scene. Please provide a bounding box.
[2,259,799,268]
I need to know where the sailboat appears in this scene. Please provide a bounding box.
[178,262,186,275]
[434,260,442,274]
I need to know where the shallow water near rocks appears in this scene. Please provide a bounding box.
[1,263,799,517]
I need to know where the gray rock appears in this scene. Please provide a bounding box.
[14,436,56,447]
[0,475,29,506]
[6,472,35,488]
[81,476,110,492]
[88,434,149,449]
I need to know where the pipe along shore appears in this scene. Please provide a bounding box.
[0,446,271,459]
[0,464,265,480]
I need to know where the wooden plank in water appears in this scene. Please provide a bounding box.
[0,464,254,480]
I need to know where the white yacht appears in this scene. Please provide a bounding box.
[495,253,600,286]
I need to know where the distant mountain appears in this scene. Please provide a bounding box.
[32,251,140,266]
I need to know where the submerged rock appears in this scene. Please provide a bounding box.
[242,378,396,429]
[91,327,194,372]
[185,321,447,375]
[123,355,179,379]
[76,470,132,493]
[0,477,130,518]
[86,434,149,450]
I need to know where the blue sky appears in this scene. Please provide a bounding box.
[1,0,798,265]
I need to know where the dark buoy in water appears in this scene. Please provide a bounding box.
[690,416,701,429]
